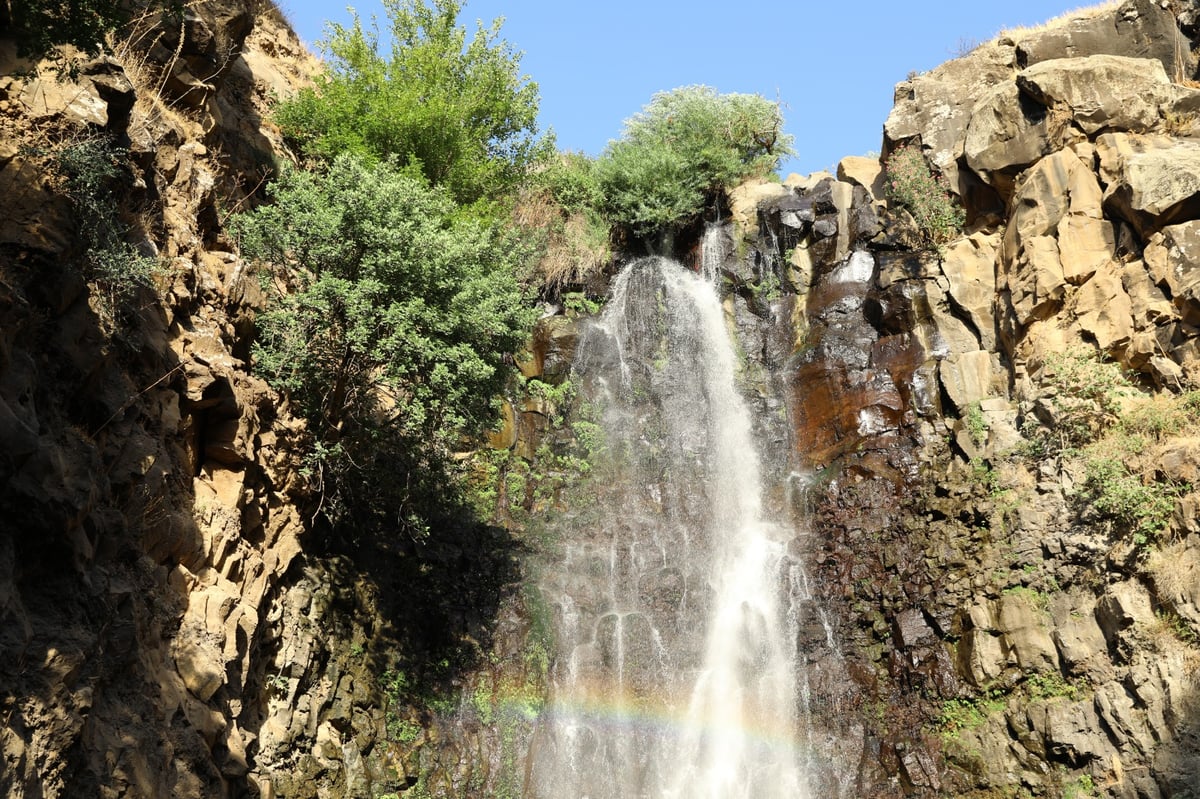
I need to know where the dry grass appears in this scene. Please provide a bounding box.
[512,190,610,293]
[1147,539,1200,604]
[992,0,1123,43]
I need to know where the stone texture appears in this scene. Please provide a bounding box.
[964,79,1054,192]
[939,351,994,413]
[884,41,1018,192]
[939,231,1000,350]
[999,148,1115,343]
[1015,0,1193,79]
[1017,55,1174,135]
[1072,261,1134,352]
[836,155,886,200]
[1097,133,1200,237]
[1145,221,1200,326]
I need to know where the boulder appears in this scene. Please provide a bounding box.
[1050,596,1109,677]
[940,232,1000,349]
[964,80,1054,193]
[728,178,790,235]
[1096,580,1155,645]
[1072,262,1134,353]
[1017,55,1173,135]
[836,156,886,200]
[939,351,994,413]
[1000,149,1110,328]
[1014,0,1193,79]
[1096,133,1200,237]
[884,42,1018,192]
[1144,221,1200,325]
[998,592,1059,672]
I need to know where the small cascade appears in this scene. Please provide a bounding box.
[527,244,842,797]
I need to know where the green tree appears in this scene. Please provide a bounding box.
[275,0,552,207]
[594,85,793,236]
[235,155,537,536]
[0,0,177,61]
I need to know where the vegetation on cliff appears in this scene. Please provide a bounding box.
[275,0,552,209]
[594,85,793,237]
[235,155,536,537]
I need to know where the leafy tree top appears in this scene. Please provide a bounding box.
[594,85,794,237]
[276,0,553,207]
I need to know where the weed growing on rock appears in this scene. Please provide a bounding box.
[935,692,1006,744]
[52,134,159,311]
[883,144,965,245]
[1025,670,1083,701]
[1081,456,1181,546]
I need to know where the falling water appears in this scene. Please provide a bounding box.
[527,254,818,798]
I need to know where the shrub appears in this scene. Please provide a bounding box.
[514,153,611,292]
[53,134,158,307]
[234,155,537,536]
[883,144,965,245]
[594,85,794,236]
[275,0,552,207]
[1081,456,1180,545]
[3,0,179,61]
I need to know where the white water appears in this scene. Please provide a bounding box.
[528,256,813,798]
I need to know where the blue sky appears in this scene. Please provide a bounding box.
[279,1,1096,176]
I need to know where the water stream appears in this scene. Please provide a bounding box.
[527,254,834,797]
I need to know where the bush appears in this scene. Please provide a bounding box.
[234,155,537,535]
[884,144,965,245]
[594,85,794,236]
[514,153,611,291]
[1081,456,1180,545]
[53,134,157,306]
[2,0,177,61]
[275,0,552,207]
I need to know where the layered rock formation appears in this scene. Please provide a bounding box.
[0,4,412,797]
[715,1,1200,796]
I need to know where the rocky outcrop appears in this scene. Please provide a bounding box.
[742,2,1200,798]
[0,4,414,798]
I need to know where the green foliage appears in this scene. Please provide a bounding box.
[235,155,536,536]
[593,85,794,235]
[536,151,603,214]
[2,0,177,61]
[1034,349,1133,452]
[52,134,158,307]
[1081,456,1180,545]
[1062,773,1096,799]
[936,692,1006,744]
[965,400,988,446]
[884,144,965,245]
[275,0,551,206]
[1026,670,1082,701]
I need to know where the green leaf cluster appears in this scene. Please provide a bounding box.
[1082,456,1180,545]
[593,85,794,236]
[884,144,965,245]
[235,155,536,533]
[275,0,552,207]
[52,134,158,308]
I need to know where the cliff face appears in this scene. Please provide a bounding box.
[723,1,1200,796]
[0,3,346,796]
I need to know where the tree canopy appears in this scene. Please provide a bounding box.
[594,85,794,236]
[235,155,536,535]
[275,0,552,207]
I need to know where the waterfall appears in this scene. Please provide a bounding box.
[527,254,816,798]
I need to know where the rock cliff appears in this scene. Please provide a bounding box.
[716,1,1200,796]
